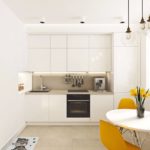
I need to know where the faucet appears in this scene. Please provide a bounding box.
[40,75,46,90]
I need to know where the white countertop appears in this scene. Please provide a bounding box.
[26,90,113,95]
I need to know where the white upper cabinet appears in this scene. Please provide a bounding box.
[51,35,67,48]
[28,49,50,72]
[68,49,89,71]
[50,35,67,72]
[27,34,113,72]
[89,49,111,72]
[28,35,50,48]
[68,35,89,48]
[114,47,138,93]
[51,49,67,72]
[89,35,112,48]
[113,33,139,47]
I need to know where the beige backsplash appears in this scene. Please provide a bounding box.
[32,73,113,91]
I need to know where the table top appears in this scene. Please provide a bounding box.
[106,109,150,132]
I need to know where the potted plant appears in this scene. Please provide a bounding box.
[130,87,150,118]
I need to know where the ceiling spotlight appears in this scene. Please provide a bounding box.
[120,21,125,24]
[40,17,46,24]
[120,16,126,24]
[80,17,86,24]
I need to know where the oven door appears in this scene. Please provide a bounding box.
[67,100,90,118]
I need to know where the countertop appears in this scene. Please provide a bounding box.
[26,90,113,95]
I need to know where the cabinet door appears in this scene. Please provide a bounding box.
[114,47,138,93]
[89,35,112,49]
[28,35,50,48]
[68,35,89,48]
[89,49,111,72]
[51,49,67,72]
[51,35,67,48]
[25,95,49,122]
[28,49,50,72]
[68,49,89,71]
[91,95,113,122]
[49,95,67,122]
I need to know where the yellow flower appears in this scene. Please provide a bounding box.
[143,91,150,98]
[130,88,137,96]
[140,88,146,97]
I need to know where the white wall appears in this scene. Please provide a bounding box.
[140,32,150,89]
[0,0,27,148]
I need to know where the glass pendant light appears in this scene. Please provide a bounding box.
[126,0,131,39]
[147,16,150,29]
[140,0,146,30]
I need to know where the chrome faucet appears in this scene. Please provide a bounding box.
[40,75,46,90]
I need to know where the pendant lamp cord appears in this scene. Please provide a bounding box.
[142,0,143,18]
[128,0,129,28]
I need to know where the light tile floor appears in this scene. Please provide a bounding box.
[20,125,150,150]
[19,125,106,150]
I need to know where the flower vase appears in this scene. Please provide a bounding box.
[137,104,145,118]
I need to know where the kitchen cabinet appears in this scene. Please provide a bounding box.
[67,49,89,71]
[28,49,51,72]
[49,95,67,122]
[25,95,49,122]
[28,35,50,49]
[89,35,112,49]
[114,47,138,93]
[90,95,114,122]
[27,34,113,72]
[68,35,89,48]
[51,49,67,72]
[89,49,111,72]
[51,35,67,48]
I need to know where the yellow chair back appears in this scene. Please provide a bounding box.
[118,98,136,109]
[100,120,127,150]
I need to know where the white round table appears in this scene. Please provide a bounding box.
[106,109,150,132]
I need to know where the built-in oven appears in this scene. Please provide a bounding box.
[67,94,90,118]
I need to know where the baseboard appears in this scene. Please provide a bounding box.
[26,122,99,126]
[1,123,26,150]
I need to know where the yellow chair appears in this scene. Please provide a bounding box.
[118,98,136,109]
[100,120,140,150]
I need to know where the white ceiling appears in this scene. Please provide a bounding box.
[3,0,150,24]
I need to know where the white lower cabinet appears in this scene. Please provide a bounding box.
[90,95,114,122]
[25,94,114,123]
[49,95,67,122]
[25,95,49,122]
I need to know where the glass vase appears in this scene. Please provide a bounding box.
[137,104,145,118]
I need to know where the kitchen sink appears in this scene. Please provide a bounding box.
[68,89,89,92]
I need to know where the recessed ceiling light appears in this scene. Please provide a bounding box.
[40,17,46,24]
[120,21,125,24]
[80,16,86,24]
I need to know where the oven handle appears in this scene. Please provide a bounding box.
[67,100,90,102]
